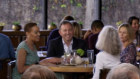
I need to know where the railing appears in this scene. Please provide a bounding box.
[0,30,50,50]
[0,30,87,50]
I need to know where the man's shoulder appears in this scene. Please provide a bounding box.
[73,37,85,42]
[50,29,59,34]
[90,33,99,38]
[0,33,10,40]
[50,36,62,43]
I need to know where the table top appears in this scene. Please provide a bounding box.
[137,52,140,60]
[48,64,93,73]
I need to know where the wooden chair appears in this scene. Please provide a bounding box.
[7,60,16,79]
[0,59,11,79]
[99,69,110,79]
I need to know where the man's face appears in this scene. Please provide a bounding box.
[59,23,74,42]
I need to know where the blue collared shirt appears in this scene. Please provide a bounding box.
[0,33,15,59]
[0,33,15,69]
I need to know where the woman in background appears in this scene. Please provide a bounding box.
[92,25,122,79]
[128,16,140,46]
[118,24,136,65]
[72,21,82,38]
[12,23,40,79]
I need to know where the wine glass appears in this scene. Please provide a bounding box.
[83,58,89,67]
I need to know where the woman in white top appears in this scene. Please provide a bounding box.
[92,25,122,79]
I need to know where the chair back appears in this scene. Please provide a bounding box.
[0,59,11,79]
[7,60,16,79]
[99,68,110,79]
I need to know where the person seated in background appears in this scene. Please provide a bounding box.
[72,21,82,38]
[46,15,75,50]
[83,20,104,41]
[12,23,40,79]
[128,16,140,46]
[92,25,122,79]
[118,24,137,65]
[0,33,15,70]
[40,20,87,64]
[21,65,57,79]
[106,63,140,79]
[88,20,104,63]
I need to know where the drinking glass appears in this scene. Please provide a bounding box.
[83,57,89,65]
[87,50,94,64]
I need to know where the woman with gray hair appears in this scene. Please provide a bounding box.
[92,25,122,79]
[106,63,140,79]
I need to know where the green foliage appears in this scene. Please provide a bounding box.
[33,5,39,11]
[116,21,122,27]
[76,49,84,56]
[70,0,73,4]
[61,4,66,8]
[130,0,134,2]
[13,21,20,25]
[0,22,6,26]
[102,6,109,11]
[78,21,83,25]
[52,6,55,9]
[77,3,82,7]
[50,22,56,26]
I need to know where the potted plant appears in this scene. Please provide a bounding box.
[0,22,6,31]
[12,21,22,31]
[78,21,83,29]
[48,22,57,30]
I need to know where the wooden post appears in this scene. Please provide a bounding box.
[43,0,48,30]
[85,0,101,29]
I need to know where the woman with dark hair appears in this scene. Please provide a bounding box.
[84,20,104,63]
[128,16,140,46]
[12,23,40,79]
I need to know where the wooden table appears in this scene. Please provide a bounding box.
[48,64,93,73]
[48,64,93,79]
[137,52,140,60]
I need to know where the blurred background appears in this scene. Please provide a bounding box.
[0,0,140,30]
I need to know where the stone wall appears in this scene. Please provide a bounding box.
[102,0,140,27]
[0,0,44,30]
[1,0,140,30]
[48,0,86,28]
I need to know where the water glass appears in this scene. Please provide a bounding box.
[87,50,94,64]
[82,57,89,66]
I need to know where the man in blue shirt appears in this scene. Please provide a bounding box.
[0,33,15,70]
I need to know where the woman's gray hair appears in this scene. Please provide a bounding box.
[106,63,140,79]
[96,25,122,55]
